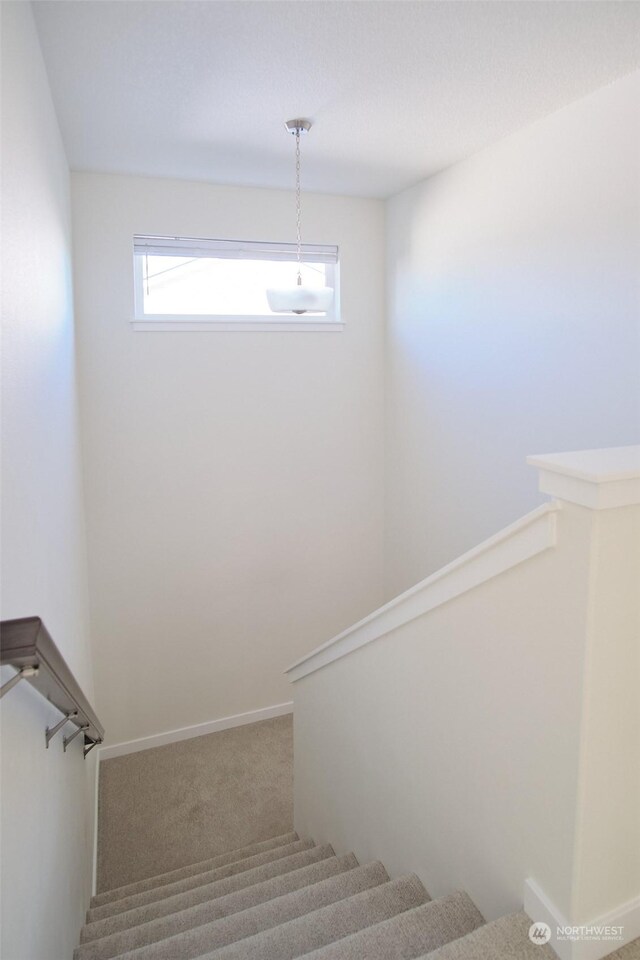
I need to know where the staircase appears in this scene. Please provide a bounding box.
[76,832,558,960]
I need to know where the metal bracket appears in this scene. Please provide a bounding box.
[0,665,38,699]
[45,711,78,748]
[83,739,101,759]
[63,723,89,752]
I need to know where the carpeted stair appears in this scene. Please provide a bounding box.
[76,832,559,960]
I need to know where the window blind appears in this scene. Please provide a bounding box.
[134,235,339,264]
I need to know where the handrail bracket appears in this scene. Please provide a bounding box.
[0,665,38,699]
[45,711,78,748]
[63,724,89,752]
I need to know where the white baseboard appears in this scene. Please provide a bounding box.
[524,878,640,960]
[97,702,294,761]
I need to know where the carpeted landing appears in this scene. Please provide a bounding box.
[76,830,602,960]
[97,715,293,892]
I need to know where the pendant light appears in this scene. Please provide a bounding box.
[267,119,334,315]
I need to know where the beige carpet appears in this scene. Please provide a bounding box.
[605,941,640,960]
[76,825,640,960]
[97,715,293,892]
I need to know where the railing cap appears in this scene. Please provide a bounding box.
[527,445,640,509]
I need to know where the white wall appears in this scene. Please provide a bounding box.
[292,494,640,936]
[0,4,96,957]
[385,71,640,596]
[71,172,385,744]
[293,502,588,925]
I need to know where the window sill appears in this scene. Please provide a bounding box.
[131,317,344,333]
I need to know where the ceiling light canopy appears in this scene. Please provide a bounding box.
[267,119,334,315]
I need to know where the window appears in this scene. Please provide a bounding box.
[132,235,341,331]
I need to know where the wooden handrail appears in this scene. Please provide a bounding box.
[0,617,104,755]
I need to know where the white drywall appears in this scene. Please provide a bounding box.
[293,496,640,935]
[71,172,385,744]
[385,70,640,596]
[0,4,96,957]
[293,500,592,923]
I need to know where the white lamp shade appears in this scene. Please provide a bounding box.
[266,285,334,314]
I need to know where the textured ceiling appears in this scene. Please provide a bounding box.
[33,0,640,198]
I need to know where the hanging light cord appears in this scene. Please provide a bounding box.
[295,128,302,286]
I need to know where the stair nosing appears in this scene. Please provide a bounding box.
[87,839,315,922]
[75,859,388,960]
[92,832,300,907]
[81,844,337,941]
[185,873,429,960]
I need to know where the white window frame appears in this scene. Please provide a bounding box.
[132,235,342,332]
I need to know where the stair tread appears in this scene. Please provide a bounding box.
[81,846,336,943]
[96,861,390,960]
[416,912,558,959]
[300,891,484,960]
[187,874,429,960]
[92,833,299,907]
[87,839,315,922]
[75,855,359,960]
